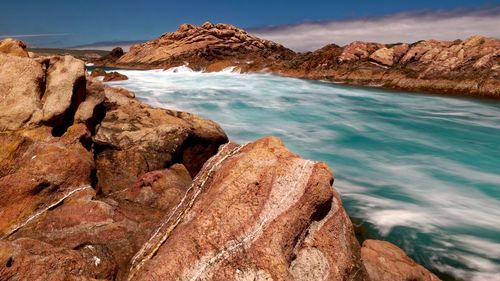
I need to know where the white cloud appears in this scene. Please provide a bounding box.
[0,33,70,39]
[249,8,500,51]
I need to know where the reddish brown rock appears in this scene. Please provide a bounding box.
[369,47,394,66]
[338,41,384,63]
[113,22,294,70]
[0,124,94,239]
[361,240,441,281]
[127,137,369,281]
[94,85,228,195]
[0,238,114,281]
[104,23,500,98]
[90,68,106,77]
[0,38,29,57]
[103,71,128,82]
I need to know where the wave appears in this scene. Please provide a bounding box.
[107,69,500,280]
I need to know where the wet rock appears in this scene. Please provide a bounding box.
[127,136,369,281]
[103,71,128,82]
[0,38,29,57]
[361,240,441,281]
[90,68,106,77]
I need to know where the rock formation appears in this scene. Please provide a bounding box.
[113,22,295,71]
[0,38,441,280]
[97,23,500,98]
[103,71,128,81]
[0,38,29,57]
[91,68,107,77]
[361,240,441,281]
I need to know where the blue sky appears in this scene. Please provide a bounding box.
[1,0,499,49]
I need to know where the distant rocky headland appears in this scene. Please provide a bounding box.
[0,38,443,280]
[93,22,500,98]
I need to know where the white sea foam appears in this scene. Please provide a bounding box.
[108,69,500,280]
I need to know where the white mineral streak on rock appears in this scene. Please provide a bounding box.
[0,184,92,239]
[180,159,316,281]
[127,143,247,281]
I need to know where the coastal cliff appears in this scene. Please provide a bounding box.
[96,22,500,98]
[0,39,442,280]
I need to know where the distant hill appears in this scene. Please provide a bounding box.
[28,47,110,60]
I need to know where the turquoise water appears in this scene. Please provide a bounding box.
[106,67,500,281]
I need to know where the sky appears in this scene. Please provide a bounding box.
[1,0,499,51]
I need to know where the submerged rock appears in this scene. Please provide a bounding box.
[361,240,440,281]
[91,67,107,77]
[103,71,128,82]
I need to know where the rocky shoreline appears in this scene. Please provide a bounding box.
[0,39,445,280]
[94,22,500,99]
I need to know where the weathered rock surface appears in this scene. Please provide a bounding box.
[361,240,440,281]
[103,71,128,82]
[91,68,107,77]
[0,53,45,130]
[41,55,86,125]
[93,86,228,194]
[111,22,294,71]
[102,23,500,98]
[127,137,369,281]
[0,38,29,57]
[1,42,440,281]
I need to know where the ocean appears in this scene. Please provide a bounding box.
[103,67,500,281]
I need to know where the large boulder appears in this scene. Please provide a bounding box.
[127,137,369,281]
[103,71,128,82]
[0,53,45,131]
[94,86,228,194]
[41,55,86,127]
[0,53,90,132]
[0,38,29,57]
[361,240,440,281]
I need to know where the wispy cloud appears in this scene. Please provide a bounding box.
[0,33,70,39]
[249,7,500,52]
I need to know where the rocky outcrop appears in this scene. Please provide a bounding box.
[361,240,440,281]
[0,38,29,57]
[1,43,440,280]
[91,68,107,77]
[127,137,369,281]
[103,71,128,82]
[109,22,294,71]
[93,47,125,66]
[93,86,227,194]
[100,23,500,98]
